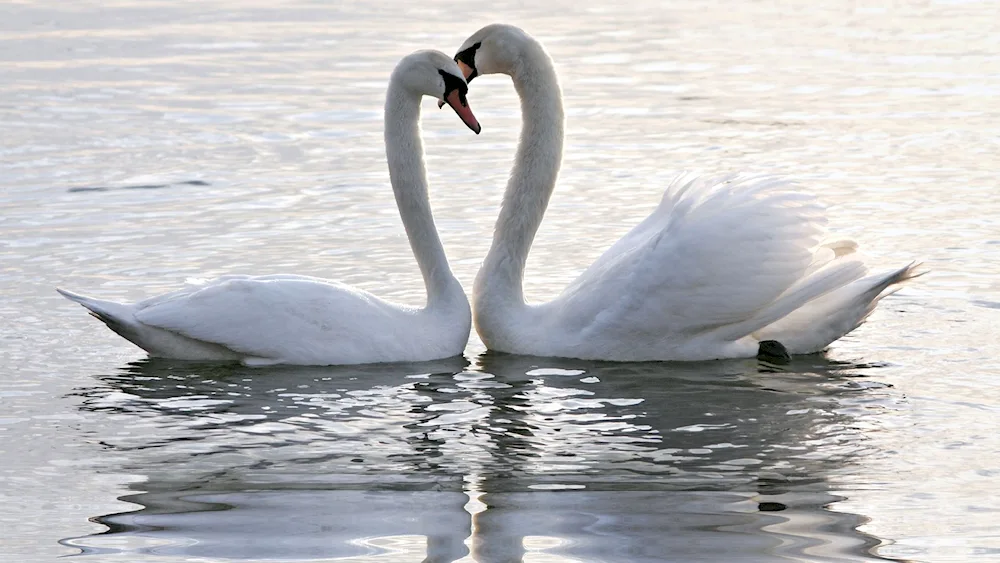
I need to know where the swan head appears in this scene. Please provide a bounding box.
[395,50,481,134]
[450,24,537,83]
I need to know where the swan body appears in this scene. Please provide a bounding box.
[453,24,921,362]
[59,50,481,366]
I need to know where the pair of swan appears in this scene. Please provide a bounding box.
[60,25,919,366]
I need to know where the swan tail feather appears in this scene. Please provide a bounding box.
[752,261,925,354]
[57,288,137,331]
[57,288,242,361]
[706,258,870,344]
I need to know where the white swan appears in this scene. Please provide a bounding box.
[450,24,921,362]
[58,50,482,366]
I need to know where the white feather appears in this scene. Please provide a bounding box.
[463,24,922,361]
[58,51,474,366]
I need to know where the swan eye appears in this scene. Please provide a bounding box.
[438,69,469,106]
[454,42,481,82]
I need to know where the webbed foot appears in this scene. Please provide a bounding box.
[757,340,790,364]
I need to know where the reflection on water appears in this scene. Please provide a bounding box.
[63,355,899,561]
[4,0,1000,560]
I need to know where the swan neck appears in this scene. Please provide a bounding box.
[384,82,459,309]
[479,43,564,306]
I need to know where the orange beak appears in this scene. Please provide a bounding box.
[457,60,475,81]
[443,89,481,134]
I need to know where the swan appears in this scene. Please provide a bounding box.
[449,24,921,362]
[58,50,482,366]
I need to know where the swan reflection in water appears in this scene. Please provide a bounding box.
[64,353,903,562]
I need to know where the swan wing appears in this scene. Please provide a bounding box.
[134,277,406,364]
[558,174,845,340]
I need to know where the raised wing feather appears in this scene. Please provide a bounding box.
[557,174,829,339]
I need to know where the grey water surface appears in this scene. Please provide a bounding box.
[2,1,999,562]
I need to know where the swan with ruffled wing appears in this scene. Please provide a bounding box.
[451,24,920,361]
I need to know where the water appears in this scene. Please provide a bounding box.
[2,0,999,561]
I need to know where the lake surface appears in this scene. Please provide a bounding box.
[2,0,999,561]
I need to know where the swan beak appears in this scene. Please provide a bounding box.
[443,89,481,134]
[457,60,476,81]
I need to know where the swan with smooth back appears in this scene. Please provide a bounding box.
[58,50,481,366]
[451,24,921,362]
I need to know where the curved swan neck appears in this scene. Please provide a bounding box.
[383,81,460,308]
[477,39,565,306]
